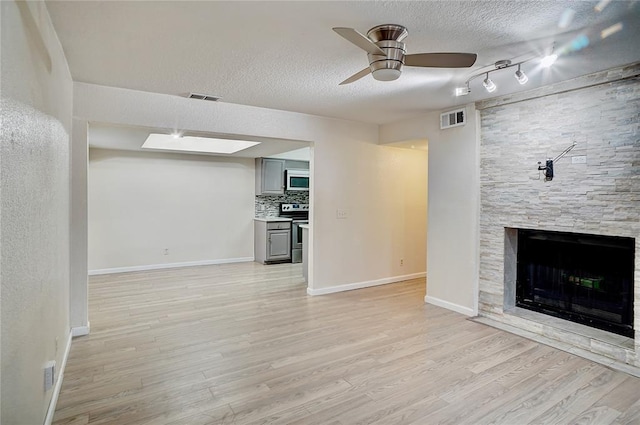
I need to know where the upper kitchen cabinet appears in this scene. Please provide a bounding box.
[256,158,285,195]
[283,160,309,171]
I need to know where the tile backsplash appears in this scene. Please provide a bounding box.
[255,191,310,217]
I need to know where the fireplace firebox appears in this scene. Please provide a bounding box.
[516,229,635,338]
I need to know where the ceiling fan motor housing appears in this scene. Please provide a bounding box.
[367,24,408,42]
[368,40,406,81]
[366,25,409,81]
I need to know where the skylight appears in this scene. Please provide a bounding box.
[142,133,260,154]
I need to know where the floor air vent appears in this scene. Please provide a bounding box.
[440,108,466,129]
[188,93,222,102]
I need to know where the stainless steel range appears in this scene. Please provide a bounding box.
[279,203,309,263]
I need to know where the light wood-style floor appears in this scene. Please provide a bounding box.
[54,262,640,425]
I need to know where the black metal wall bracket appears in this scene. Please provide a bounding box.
[537,142,577,181]
[538,159,554,181]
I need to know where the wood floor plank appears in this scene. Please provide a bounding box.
[528,368,629,424]
[53,262,640,425]
[481,361,607,424]
[295,393,373,423]
[565,406,622,425]
[153,404,235,425]
[592,376,640,413]
[612,397,640,425]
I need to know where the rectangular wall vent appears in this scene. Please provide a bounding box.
[440,108,466,129]
[188,93,221,102]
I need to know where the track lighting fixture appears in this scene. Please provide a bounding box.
[455,82,470,96]
[482,73,496,93]
[514,64,528,84]
[541,54,558,68]
[455,51,558,96]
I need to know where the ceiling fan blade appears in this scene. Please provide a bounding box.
[333,27,386,56]
[404,53,477,68]
[339,67,372,85]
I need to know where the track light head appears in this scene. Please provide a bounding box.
[455,87,470,96]
[514,65,528,85]
[483,73,496,93]
[541,54,558,68]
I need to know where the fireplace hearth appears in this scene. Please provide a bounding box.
[516,229,635,338]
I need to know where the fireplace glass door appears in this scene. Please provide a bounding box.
[516,229,635,338]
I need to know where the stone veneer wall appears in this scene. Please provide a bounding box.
[255,191,310,217]
[477,63,640,367]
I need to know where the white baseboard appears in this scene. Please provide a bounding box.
[71,322,90,337]
[307,272,426,296]
[44,330,73,425]
[424,295,476,317]
[88,257,254,275]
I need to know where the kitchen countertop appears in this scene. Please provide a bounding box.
[254,217,293,222]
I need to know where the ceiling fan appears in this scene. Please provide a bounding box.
[333,24,477,85]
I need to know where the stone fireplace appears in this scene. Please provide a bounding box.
[476,63,640,370]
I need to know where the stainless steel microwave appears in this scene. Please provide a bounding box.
[285,169,309,191]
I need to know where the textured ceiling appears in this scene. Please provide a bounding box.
[46,1,640,124]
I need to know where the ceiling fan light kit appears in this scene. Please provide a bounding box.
[372,67,403,81]
[333,24,477,85]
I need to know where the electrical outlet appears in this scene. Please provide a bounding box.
[163,248,169,255]
[400,259,404,266]
[55,337,59,354]
[571,155,587,164]
[336,209,349,219]
[44,361,56,391]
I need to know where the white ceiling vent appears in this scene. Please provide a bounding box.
[440,108,466,129]
[188,93,222,102]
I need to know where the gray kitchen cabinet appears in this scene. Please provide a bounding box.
[255,158,285,195]
[267,230,290,259]
[284,160,309,171]
[254,220,291,264]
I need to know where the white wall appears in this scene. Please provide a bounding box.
[70,119,88,330]
[72,83,426,298]
[380,105,480,316]
[312,141,428,290]
[425,106,480,315]
[1,1,73,423]
[88,149,255,271]
[269,147,311,161]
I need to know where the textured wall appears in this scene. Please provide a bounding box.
[478,66,640,365]
[1,1,73,423]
